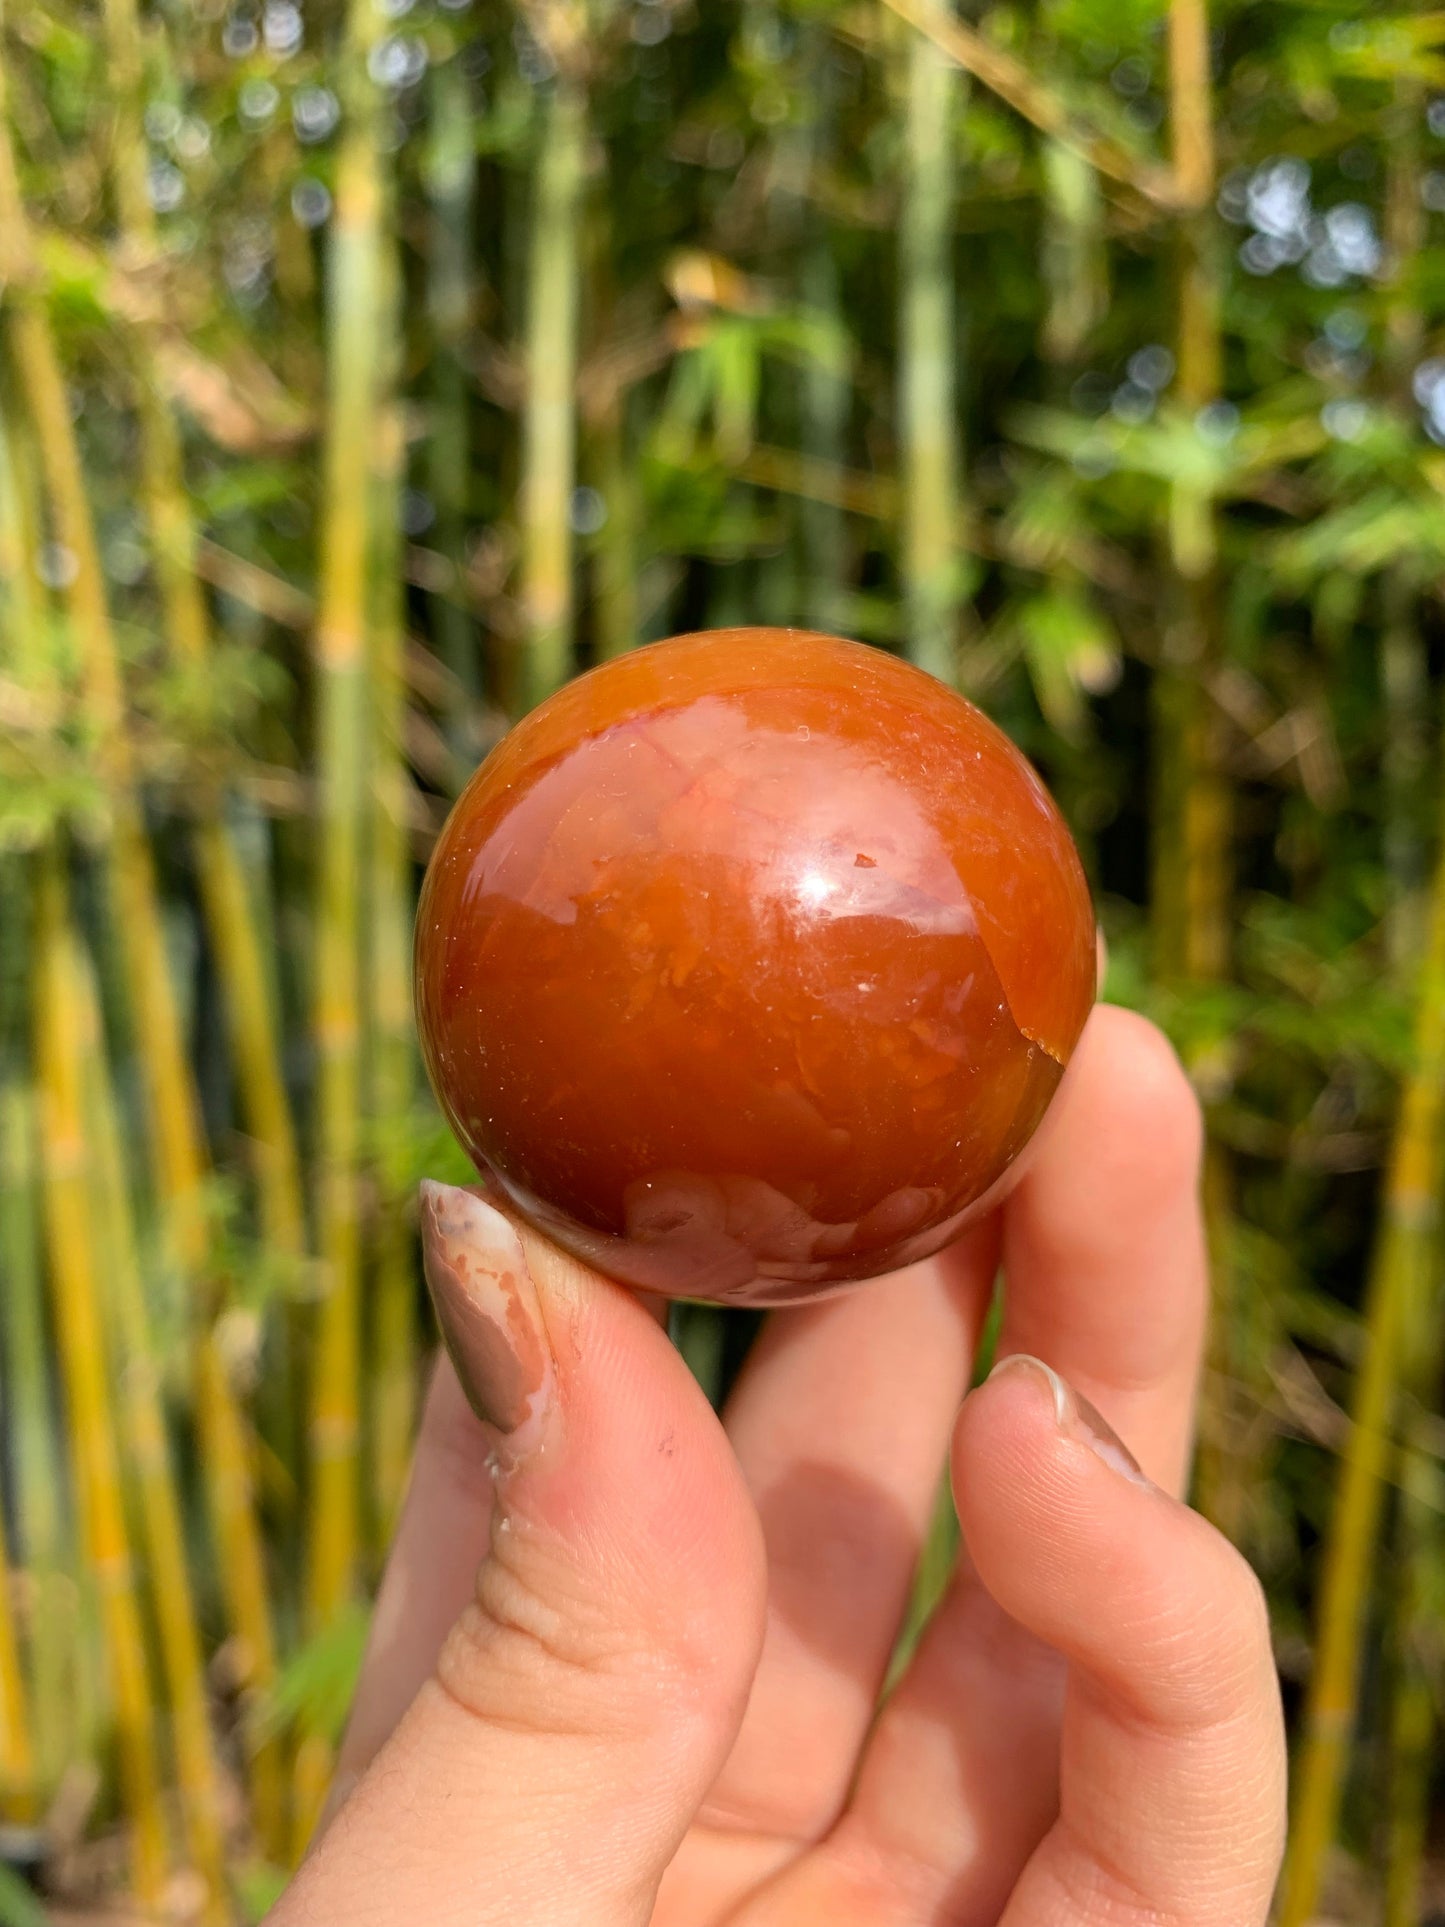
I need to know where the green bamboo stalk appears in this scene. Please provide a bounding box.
[1279,789,1445,1926]
[425,49,481,715]
[582,165,642,661]
[77,948,231,1922]
[591,385,641,660]
[0,70,286,1849]
[1039,140,1107,378]
[1156,0,1244,1540]
[306,0,389,1637]
[32,861,170,1908]
[368,235,418,1546]
[898,3,964,685]
[517,66,586,709]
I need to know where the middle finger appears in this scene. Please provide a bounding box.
[659,1222,998,1914]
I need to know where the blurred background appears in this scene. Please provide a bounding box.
[0,0,1440,1918]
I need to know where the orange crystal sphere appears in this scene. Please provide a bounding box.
[415,629,1095,1304]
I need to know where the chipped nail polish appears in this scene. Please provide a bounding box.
[420,1179,555,1456]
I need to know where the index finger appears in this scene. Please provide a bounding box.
[996,1002,1209,1492]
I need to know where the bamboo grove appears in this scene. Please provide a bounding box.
[0,0,1443,1917]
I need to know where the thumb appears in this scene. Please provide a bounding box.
[274,1181,767,1927]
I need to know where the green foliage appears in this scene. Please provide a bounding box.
[253,1603,371,1751]
[0,1868,47,1927]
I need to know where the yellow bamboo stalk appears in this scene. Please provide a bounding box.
[898,0,964,685]
[1278,796,1445,1926]
[99,0,307,1266]
[0,414,80,1803]
[0,266,203,1241]
[792,51,849,634]
[1379,70,1436,1927]
[0,1497,35,1825]
[368,243,419,1543]
[195,1329,285,1851]
[1385,1436,1443,1927]
[76,951,231,1922]
[1381,71,1429,979]
[306,0,389,1636]
[425,50,481,709]
[0,65,286,1851]
[32,861,170,1907]
[517,67,586,708]
[0,1091,42,1823]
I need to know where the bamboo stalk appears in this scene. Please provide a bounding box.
[32,861,170,1907]
[0,1090,47,1817]
[1278,787,1445,1927]
[898,0,964,685]
[581,193,641,662]
[1155,0,1245,1539]
[76,948,231,1921]
[1381,75,1429,979]
[1385,1434,1444,1927]
[0,1472,35,1824]
[306,0,389,1636]
[99,0,306,1265]
[1039,140,1107,378]
[788,39,849,634]
[1379,72,1437,1924]
[0,409,79,1802]
[425,50,481,716]
[195,1328,285,1855]
[368,235,418,1546]
[517,68,586,709]
[0,163,205,1238]
[591,385,641,659]
[0,67,287,1850]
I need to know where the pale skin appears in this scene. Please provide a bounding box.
[269,1006,1287,1927]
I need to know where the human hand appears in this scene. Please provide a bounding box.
[268,1006,1286,1927]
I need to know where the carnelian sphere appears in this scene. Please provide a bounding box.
[415,629,1095,1304]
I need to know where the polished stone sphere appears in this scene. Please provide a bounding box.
[415,629,1095,1303]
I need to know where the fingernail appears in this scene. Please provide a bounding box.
[420,1179,556,1458]
[988,1351,1072,1426]
[987,1352,1152,1489]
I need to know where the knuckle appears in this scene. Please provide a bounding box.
[433,1515,758,1745]
[435,1531,655,1740]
